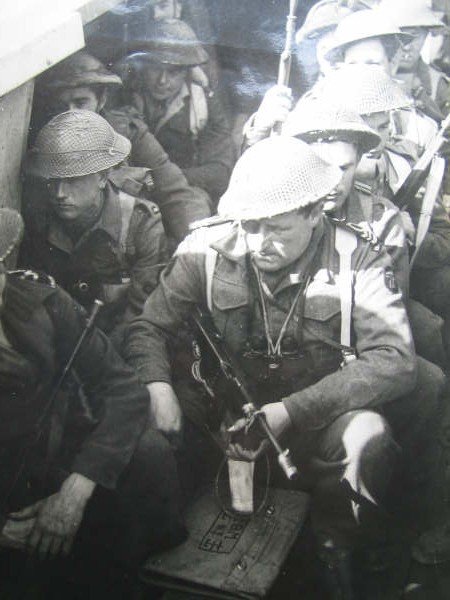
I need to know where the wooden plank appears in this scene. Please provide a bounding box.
[0,11,84,98]
[0,0,124,97]
[71,0,125,24]
[0,81,34,210]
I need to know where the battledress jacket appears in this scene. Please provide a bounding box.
[0,271,148,498]
[129,89,234,203]
[21,184,169,340]
[104,106,211,241]
[125,218,417,433]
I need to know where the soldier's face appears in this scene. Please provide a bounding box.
[364,111,390,152]
[309,141,359,213]
[47,173,107,222]
[397,28,427,72]
[152,0,182,20]
[344,39,391,74]
[141,63,188,102]
[53,87,104,113]
[242,208,322,272]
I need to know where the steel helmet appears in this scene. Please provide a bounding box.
[378,0,445,29]
[217,137,342,221]
[126,18,208,67]
[40,51,122,90]
[26,110,131,179]
[317,64,412,115]
[325,9,411,62]
[283,99,381,153]
[296,1,352,42]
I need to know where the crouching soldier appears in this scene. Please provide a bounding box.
[21,109,170,349]
[124,137,437,596]
[0,209,185,596]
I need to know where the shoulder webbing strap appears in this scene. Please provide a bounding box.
[118,191,137,255]
[205,247,218,311]
[335,226,357,364]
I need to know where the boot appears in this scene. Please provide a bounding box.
[316,537,355,600]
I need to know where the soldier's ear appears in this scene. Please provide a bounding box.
[308,201,324,227]
[98,170,110,189]
[97,89,108,112]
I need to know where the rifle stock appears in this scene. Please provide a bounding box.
[393,111,450,208]
[273,0,299,135]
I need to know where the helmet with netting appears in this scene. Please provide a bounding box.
[0,208,24,265]
[217,137,342,221]
[39,51,122,90]
[378,0,445,29]
[26,110,131,179]
[325,8,411,62]
[318,64,412,115]
[296,1,352,42]
[126,18,208,66]
[283,98,381,153]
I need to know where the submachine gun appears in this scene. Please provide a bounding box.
[193,306,298,481]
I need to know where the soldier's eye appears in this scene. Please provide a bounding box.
[242,221,260,234]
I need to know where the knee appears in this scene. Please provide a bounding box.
[342,411,392,454]
[414,357,446,415]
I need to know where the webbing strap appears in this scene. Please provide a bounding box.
[335,227,357,363]
[118,191,137,255]
[205,247,218,311]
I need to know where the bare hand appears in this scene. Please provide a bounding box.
[9,473,95,559]
[226,402,292,461]
[0,516,36,551]
[147,382,183,436]
[253,85,294,132]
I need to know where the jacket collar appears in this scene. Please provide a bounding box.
[211,219,326,294]
[47,184,121,254]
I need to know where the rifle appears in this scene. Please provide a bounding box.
[1,299,104,512]
[193,306,298,481]
[273,0,299,134]
[393,111,450,209]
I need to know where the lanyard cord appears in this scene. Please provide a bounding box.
[251,260,305,358]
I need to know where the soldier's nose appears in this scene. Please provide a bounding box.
[158,69,168,85]
[55,180,68,197]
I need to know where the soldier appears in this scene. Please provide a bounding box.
[0,208,184,596]
[324,7,407,74]
[378,0,447,121]
[35,50,210,242]
[295,0,353,89]
[314,64,450,364]
[284,78,447,369]
[124,136,440,595]
[21,110,169,349]
[123,18,234,207]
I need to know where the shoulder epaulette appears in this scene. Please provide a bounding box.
[353,180,373,195]
[8,269,56,287]
[189,215,233,231]
[328,217,382,252]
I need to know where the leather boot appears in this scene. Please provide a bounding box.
[316,537,355,600]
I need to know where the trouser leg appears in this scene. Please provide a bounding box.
[411,265,450,366]
[289,410,400,548]
[65,427,186,596]
[407,298,446,369]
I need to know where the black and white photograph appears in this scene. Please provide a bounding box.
[0,0,450,598]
